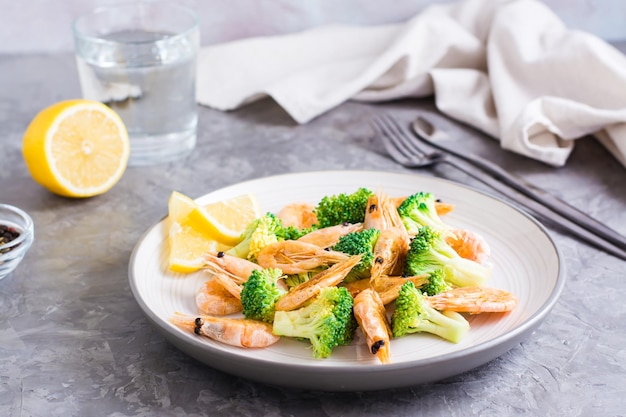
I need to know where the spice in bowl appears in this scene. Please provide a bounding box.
[0,224,21,253]
[0,204,34,281]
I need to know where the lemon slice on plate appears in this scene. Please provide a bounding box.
[22,99,130,198]
[187,193,261,246]
[167,192,261,272]
[168,191,217,273]
[168,222,220,273]
[168,191,197,224]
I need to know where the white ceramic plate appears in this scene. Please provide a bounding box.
[129,170,565,391]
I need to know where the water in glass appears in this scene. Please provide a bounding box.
[76,29,198,166]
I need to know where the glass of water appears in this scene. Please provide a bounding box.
[73,2,199,166]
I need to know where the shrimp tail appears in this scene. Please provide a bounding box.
[427,286,518,314]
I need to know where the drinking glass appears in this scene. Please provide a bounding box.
[73,2,200,166]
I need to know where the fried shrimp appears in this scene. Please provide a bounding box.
[297,222,363,248]
[196,275,242,316]
[275,254,362,311]
[427,286,518,314]
[170,312,280,348]
[256,240,349,274]
[203,251,261,284]
[445,229,491,265]
[276,202,317,229]
[353,289,392,364]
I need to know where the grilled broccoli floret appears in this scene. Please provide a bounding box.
[397,192,449,234]
[404,226,491,288]
[391,281,469,343]
[313,188,374,228]
[272,286,356,359]
[420,268,451,296]
[240,268,286,323]
[331,228,380,282]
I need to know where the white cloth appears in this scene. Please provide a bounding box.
[196,0,626,167]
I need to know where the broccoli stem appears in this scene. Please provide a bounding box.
[414,309,469,343]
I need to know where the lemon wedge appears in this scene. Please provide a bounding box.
[168,222,219,273]
[22,99,130,198]
[168,191,197,224]
[187,193,261,246]
[167,192,261,272]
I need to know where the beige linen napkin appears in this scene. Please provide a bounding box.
[196,0,626,167]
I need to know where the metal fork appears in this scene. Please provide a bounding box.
[371,113,626,261]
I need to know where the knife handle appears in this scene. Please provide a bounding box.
[411,115,626,252]
[442,158,626,261]
[464,154,626,252]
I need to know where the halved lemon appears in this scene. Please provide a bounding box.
[22,99,130,198]
[187,193,261,246]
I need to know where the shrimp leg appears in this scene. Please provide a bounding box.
[342,274,429,305]
[353,289,391,364]
[374,275,429,305]
[170,312,280,348]
[275,254,362,311]
[203,251,261,284]
[213,273,243,300]
[257,240,349,274]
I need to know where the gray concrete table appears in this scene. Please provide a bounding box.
[1,53,624,417]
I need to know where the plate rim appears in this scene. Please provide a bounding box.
[128,169,566,390]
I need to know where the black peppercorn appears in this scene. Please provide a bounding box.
[0,224,20,253]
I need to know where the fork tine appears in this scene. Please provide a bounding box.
[372,113,439,168]
[371,116,415,165]
[381,114,432,157]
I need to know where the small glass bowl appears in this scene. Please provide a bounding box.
[0,204,34,281]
